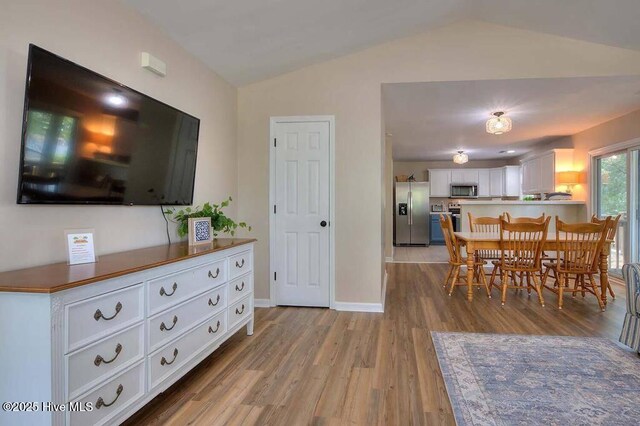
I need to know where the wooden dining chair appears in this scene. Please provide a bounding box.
[468,213,503,288]
[504,212,546,224]
[496,217,550,306]
[506,213,556,286]
[591,214,622,299]
[542,217,610,311]
[440,214,491,298]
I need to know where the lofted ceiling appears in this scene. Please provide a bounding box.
[383,76,640,161]
[123,0,640,86]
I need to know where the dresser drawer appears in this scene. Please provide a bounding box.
[229,250,252,279]
[67,323,144,400]
[149,311,227,390]
[148,260,226,315]
[69,361,145,426]
[148,284,227,352]
[67,284,144,353]
[228,274,253,303]
[228,295,252,329]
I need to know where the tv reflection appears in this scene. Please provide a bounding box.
[20,95,198,205]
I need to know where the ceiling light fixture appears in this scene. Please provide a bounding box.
[106,93,126,107]
[453,150,469,165]
[486,111,512,135]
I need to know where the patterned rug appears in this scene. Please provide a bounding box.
[431,332,640,425]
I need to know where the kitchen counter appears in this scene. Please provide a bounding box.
[458,200,585,205]
[430,211,451,215]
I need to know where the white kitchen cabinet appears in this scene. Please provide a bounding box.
[477,169,490,197]
[538,152,555,193]
[489,168,503,197]
[503,166,521,197]
[429,169,451,197]
[521,158,539,193]
[521,149,573,195]
[451,169,479,184]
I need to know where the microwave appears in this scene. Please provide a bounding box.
[450,183,478,198]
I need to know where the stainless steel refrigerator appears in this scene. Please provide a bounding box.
[394,181,429,245]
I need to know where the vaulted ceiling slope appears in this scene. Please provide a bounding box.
[123,0,640,86]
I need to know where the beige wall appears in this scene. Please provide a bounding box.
[238,19,640,304]
[393,159,517,182]
[0,0,238,272]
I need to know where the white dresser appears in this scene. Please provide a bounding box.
[0,239,255,426]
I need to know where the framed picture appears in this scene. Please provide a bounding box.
[188,217,212,246]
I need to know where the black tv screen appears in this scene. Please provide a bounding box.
[17,45,200,205]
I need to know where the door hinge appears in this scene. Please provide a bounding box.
[274,204,277,214]
[274,272,277,280]
[274,138,277,147]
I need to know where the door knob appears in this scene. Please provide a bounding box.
[320,220,327,227]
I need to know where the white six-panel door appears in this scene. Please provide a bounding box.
[274,120,330,307]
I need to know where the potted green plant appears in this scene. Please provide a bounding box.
[164,197,251,238]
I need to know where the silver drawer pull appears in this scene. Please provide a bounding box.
[160,315,178,331]
[235,304,245,315]
[208,268,220,279]
[94,302,122,321]
[235,259,245,269]
[94,343,122,366]
[96,384,123,409]
[160,348,179,366]
[235,282,245,292]
[208,295,220,307]
[160,282,177,297]
[208,321,221,334]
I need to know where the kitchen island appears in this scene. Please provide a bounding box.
[459,200,587,232]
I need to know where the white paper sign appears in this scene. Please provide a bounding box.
[66,231,96,265]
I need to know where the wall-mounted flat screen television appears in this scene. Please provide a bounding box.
[17,45,200,205]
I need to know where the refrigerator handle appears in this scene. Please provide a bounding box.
[408,191,413,225]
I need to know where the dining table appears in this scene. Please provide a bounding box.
[454,232,612,304]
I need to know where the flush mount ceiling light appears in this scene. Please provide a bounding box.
[106,92,126,107]
[486,111,512,135]
[453,150,469,164]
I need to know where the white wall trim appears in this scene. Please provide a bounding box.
[588,137,640,219]
[269,116,336,309]
[385,256,394,262]
[381,270,388,311]
[588,137,640,158]
[254,298,272,308]
[334,301,384,313]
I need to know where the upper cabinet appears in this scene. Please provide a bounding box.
[503,165,521,197]
[520,149,573,194]
[489,168,503,197]
[429,169,451,197]
[429,166,520,198]
[451,169,479,184]
[477,169,490,197]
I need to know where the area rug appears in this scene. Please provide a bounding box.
[431,332,640,425]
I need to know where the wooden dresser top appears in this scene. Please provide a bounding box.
[0,238,256,294]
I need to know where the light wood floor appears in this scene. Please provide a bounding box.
[392,245,449,263]
[124,263,628,426]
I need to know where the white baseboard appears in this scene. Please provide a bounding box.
[254,298,272,308]
[385,256,394,263]
[334,301,384,313]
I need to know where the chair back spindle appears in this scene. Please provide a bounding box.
[500,217,550,271]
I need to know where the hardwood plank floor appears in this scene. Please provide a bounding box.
[124,263,628,425]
